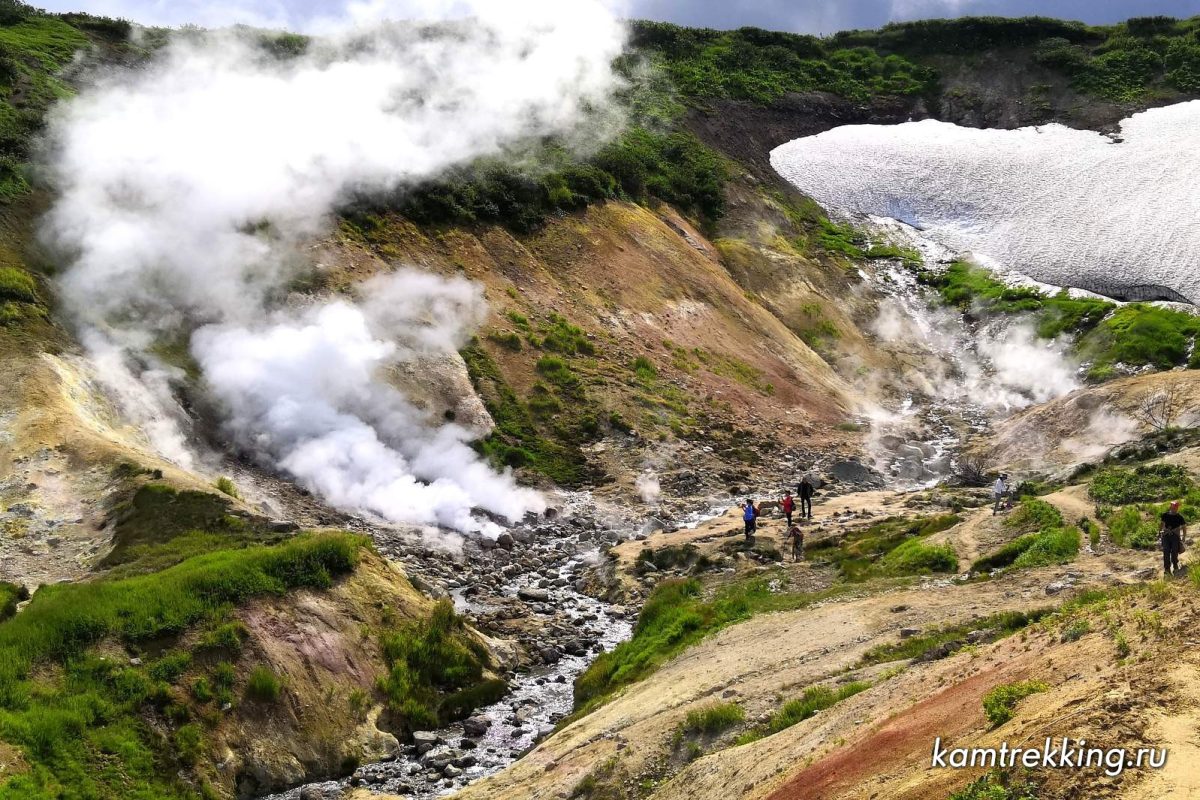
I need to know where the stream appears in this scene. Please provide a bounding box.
[266,493,729,800]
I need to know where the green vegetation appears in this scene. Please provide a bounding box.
[0,532,364,799]
[461,340,602,485]
[630,21,936,104]
[860,609,1046,666]
[100,483,280,575]
[214,476,239,498]
[0,582,27,622]
[377,599,506,732]
[922,262,1200,380]
[1106,505,1160,549]
[635,543,714,575]
[573,576,855,713]
[951,770,1041,800]
[1004,498,1064,534]
[805,514,961,581]
[876,538,958,575]
[681,701,745,735]
[396,126,729,232]
[246,665,282,702]
[1088,464,1194,505]
[982,680,1049,727]
[740,681,869,742]
[971,527,1080,572]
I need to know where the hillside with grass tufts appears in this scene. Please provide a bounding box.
[2,4,1200,800]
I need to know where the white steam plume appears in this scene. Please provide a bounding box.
[43,1,626,532]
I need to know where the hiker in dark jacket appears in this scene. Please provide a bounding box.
[1160,500,1188,577]
[741,499,758,539]
[797,477,815,519]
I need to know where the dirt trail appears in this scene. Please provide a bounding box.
[460,490,1154,800]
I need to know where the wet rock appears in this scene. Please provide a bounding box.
[268,519,300,533]
[462,715,492,737]
[495,532,515,551]
[518,587,550,602]
[411,731,440,749]
[829,460,884,487]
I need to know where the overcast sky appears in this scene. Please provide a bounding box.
[34,0,1200,34]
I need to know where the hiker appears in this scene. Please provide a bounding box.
[781,492,795,527]
[1160,500,1188,577]
[741,499,759,539]
[786,524,804,562]
[798,476,815,519]
[992,473,1009,516]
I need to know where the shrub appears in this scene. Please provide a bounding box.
[211,661,237,690]
[1089,464,1194,505]
[950,770,1042,800]
[682,701,745,734]
[973,527,1079,572]
[246,666,282,702]
[214,477,239,499]
[198,621,248,653]
[983,680,1048,727]
[0,266,37,304]
[860,609,1045,666]
[1004,498,1063,534]
[1106,506,1159,549]
[876,538,958,576]
[174,723,204,764]
[376,599,501,731]
[766,681,869,734]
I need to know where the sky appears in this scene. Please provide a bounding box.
[35,0,1200,34]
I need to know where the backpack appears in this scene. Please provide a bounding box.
[743,505,755,521]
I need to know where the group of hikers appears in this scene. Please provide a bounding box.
[739,471,1193,577]
[740,476,815,562]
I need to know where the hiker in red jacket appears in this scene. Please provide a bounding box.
[781,492,795,527]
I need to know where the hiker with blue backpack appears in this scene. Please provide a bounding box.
[741,499,759,540]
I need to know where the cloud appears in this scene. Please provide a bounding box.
[42,1,626,533]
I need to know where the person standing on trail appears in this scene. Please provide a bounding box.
[741,499,758,539]
[798,476,815,519]
[781,492,795,527]
[786,524,804,562]
[1159,500,1188,577]
[992,473,1009,516]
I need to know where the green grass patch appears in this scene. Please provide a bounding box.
[0,583,28,623]
[951,769,1041,800]
[757,681,869,739]
[1004,498,1064,534]
[573,577,857,714]
[0,266,37,304]
[245,665,282,703]
[1106,506,1160,549]
[971,527,1080,573]
[876,538,958,576]
[460,341,600,485]
[860,609,1046,667]
[805,514,961,581]
[983,680,1049,727]
[682,701,744,735]
[99,483,279,575]
[377,599,505,733]
[1089,464,1194,505]
[0,532,365,799]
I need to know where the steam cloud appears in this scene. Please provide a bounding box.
[42,1,627,532]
